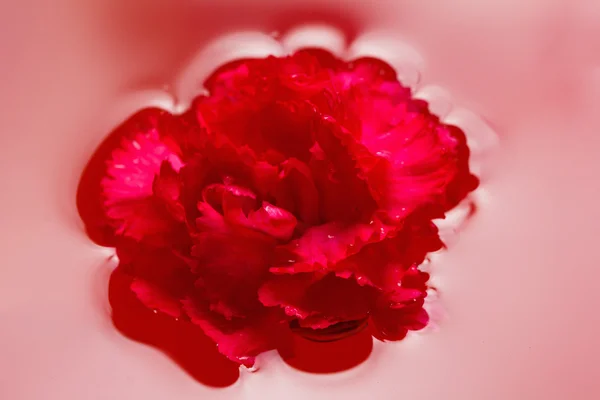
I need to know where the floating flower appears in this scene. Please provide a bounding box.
[78,46,478,370]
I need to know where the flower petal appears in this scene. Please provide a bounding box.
[191,205,277,317]
[330,58,478,219]
[102,120,183,201]
[198,183,297,241]
[364,119,478,220]
[245,202,298,241]
[202,183,258,218]
[96,111,186,244]
[273,157,320,225]
[108,266,240,387]
[270,218,395,276]
[369,301,429,341]
[259,273,375,329]
[311,117,378,223]
[203,58,268,98]
[182,296,291,366]
[157,107,208,161]
[369,263,430,341]
[152,161,186,222]
[116,242,195,318]
[77,108,178,245]
[130,278,183,318]
[198,96,318,162]
[333,220,442,292]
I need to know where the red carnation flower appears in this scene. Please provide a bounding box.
[78,48,478,369]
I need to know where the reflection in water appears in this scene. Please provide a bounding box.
[283,324,373,374]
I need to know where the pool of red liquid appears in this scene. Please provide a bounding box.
[109,265,373,387]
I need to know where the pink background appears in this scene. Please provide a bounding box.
[2,0,600,398]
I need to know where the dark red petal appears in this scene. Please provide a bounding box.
[277,49,341,104]
[245,202,298,241]
[198,184,296,241]
[178,142,270,224]
[297,274,375,328]
[184,133,264,195]
[259,273,317,318]
[182,296,292,366]
[130,278,182,318]
[311,117,378,223]
[203,58,272,99]
[191,218,274,279]
[152,161,186,222]
[369,264,431,341]
[252,161,280,197]
[400,265,431,292]
[201,183,258,217]
[198,57,278,155]
[259,273,375,329]
[333,220,442,292]
[291,48,344,69]
[116,242,195,308]
[289,318,368,342]
[198,96,318,163]
[204,49,340,105]
[369,301,429,341]
[273,158,320,225]
[195,201,228,232]
[157,108,207,160]
[255,101,318,162]
[388,287,426,304]
[191,208,276,317]
[109,266,239,386]
[270,221,388,274]
[332,57,411,139]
